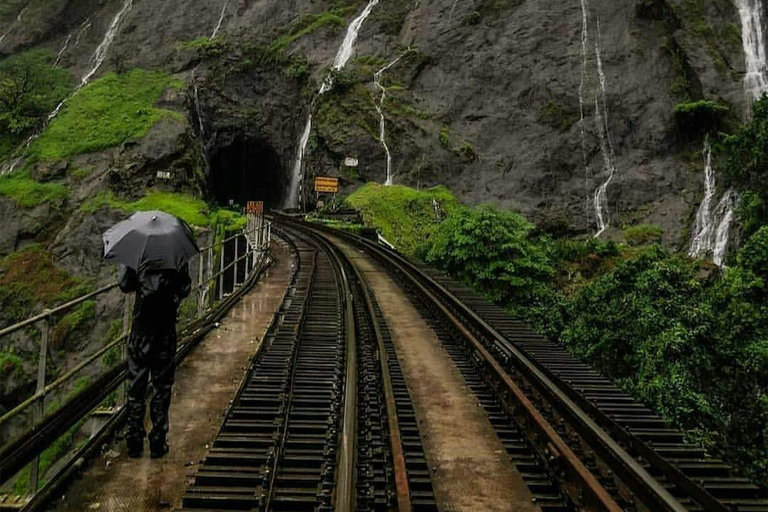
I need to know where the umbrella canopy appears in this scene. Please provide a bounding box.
[103,211,199,271]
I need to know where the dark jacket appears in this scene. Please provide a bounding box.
[118,263,192,333]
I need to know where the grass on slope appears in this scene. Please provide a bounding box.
[28,69,182,161]
[81,190,246,230]
[0,170,68,207]
[345,183,459,255]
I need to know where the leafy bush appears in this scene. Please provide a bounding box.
[28,69,182,161]
[557,245,767,481]
[0,170,68,207]
[424,206,554,310]
[673,100,728,137]
[346,183,459,255]
[0,49,73,158]
[623,224,663,246]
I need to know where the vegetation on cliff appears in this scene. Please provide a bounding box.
[0,49,73,160]
[345,97,768,481]
[28,69,182,161]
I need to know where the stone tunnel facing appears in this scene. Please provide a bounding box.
[209,137,284,210]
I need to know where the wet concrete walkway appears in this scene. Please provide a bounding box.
[330,235,539,512]
[48,242,293,512]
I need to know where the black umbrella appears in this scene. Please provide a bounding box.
[103,211,199,271]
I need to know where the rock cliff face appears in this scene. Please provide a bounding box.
[1,0,754,244]
[0,0,760,411]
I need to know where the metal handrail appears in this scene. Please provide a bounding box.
[0,227,264,430]
[0,334,127,428]
[0,221,271,498]
[0,284,118,338]
[0,233,244,341]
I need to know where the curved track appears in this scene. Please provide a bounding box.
[180,224,436,512]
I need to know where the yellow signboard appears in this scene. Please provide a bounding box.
[314,176,339,194]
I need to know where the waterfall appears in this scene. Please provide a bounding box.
[1,0,132,175]
[79,0,133,87]
[688,143,716,257]
[694,0,767,263]
[211,1,228,40]
[593,20,617,237]
[736,0,768,100]
[285,0,380,208]
[713,190,737,266]
[578,0,591,220]
[373,51,411,186]
[74,18,92,48]
[0,6,28,45]
[53,34,73,68]
[449,0,460,21]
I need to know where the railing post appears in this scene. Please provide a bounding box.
[118,294,131,409]
[197,250,205,319]
[29,315,51,495]
[206,246,213,310]
[218,238,225,301]
[234,236,239,289]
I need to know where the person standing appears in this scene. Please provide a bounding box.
[118,262,191,458]
[103,211,198,459]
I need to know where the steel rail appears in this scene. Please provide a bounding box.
[317,233,357,512]
[342,241,412,512]
[272,225,357,512]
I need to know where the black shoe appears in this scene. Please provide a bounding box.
[149,436,169,459]
[126,437,143,458]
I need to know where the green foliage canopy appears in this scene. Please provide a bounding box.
[0,49,73,158]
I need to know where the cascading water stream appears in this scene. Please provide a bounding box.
[737,0,768,100]
[286,0,380,208]
[1,0,133,175]
[373,51,411,186]
[593,19,617,237]
[449,0,460,22]
[578,0,591,220]
[78,0,133,87]
[688,142,716,257]
[0,6,28,44]
[53,34,73,68]
[713,190,737,266]
[211,2,228,40]
[74,18,92,48]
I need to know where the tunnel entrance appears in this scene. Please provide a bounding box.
[209,137,284,210]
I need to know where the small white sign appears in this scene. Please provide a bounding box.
[344,157,359,167]
[156,171,172,180]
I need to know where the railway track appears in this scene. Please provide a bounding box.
[274,216,766,512]
[180,225,436,512]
